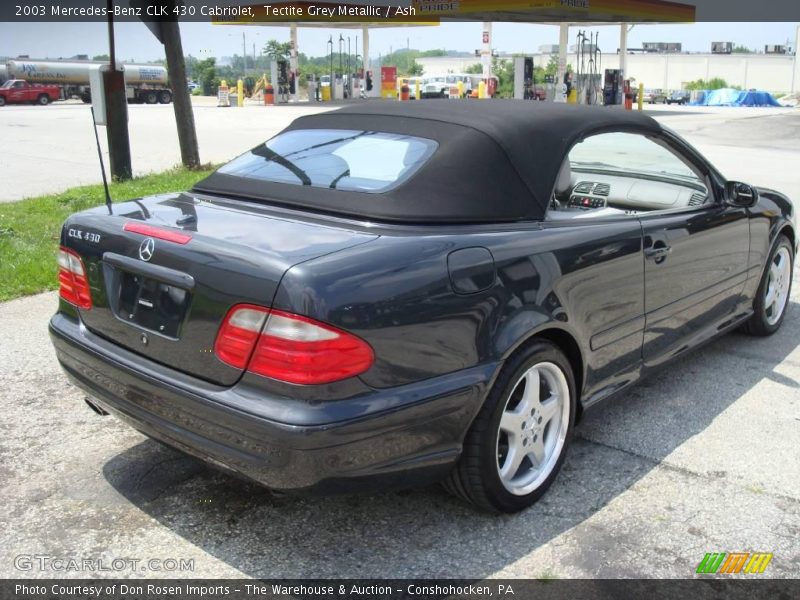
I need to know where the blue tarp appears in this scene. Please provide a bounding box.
[691,88,781,107]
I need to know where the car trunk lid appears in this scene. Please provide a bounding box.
[61,192,377,386]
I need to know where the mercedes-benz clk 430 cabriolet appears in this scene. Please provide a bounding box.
[50,102,795,512]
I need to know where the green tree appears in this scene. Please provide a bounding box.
[263,40,292,60]
[184,55,199,80]
[380,49,424,76]
[195,57,217,95]
[92,54,110,61]
[465,63,483,74]
[732,44,752,54]
[492,56,516,98]
[685,77,735,90]
[419,49,447,57]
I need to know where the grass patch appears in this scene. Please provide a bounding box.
[0,167,215,302]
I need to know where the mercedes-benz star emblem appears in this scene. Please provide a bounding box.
[138,237,155,262]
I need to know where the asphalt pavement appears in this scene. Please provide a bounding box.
[1,280,799,578]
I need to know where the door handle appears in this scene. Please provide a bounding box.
[645,246,672,260]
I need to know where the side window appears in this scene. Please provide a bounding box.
[550,131,710,219]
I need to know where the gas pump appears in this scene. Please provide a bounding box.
[277,59,289,103]
[523,57,534,100]
[333,74,345,100]
[563,71,574,103]
[365,70,373,93]
[623,79,633,110]
[306,74,318,102]
[603,69,622,106]
[544,73,555,102]
[350,72,361,99]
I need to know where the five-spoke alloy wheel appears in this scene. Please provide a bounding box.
[497,361,570,496]
[765,245,792,326]
[445,340,576,513]
[744,234,794,336]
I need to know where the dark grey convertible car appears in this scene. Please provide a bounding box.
[50,102,795,512]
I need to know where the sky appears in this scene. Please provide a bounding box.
[0,21,797,63]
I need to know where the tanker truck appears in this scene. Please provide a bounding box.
[6,59,172,104]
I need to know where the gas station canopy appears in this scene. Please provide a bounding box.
[213,0,696,102]
[214,0,695,25]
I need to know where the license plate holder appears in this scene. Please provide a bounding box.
[115,270,190,338]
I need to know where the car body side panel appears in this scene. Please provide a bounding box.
[273,219,645,404]
[639,204,751,365]
[742,188,796,300]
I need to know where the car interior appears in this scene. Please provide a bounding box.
[547,131,711,220]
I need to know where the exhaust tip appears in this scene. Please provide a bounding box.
[84,397,109,416]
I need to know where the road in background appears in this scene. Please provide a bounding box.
[1,100,798,202]
[0,97,335,202]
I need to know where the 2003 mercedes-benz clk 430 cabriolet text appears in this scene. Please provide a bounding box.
[50,102,795,512]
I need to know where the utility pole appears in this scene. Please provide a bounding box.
[243,31,247,75]
[104,0,132,180]
[133,0,199,167]
[161,18,200,167]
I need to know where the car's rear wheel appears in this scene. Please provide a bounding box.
[444,340,575,513]
[38,94,50,105]
[743,234,793,336]
[0,96,5,107]
[144,91,158,104]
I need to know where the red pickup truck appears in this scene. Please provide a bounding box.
[0,79,61,106]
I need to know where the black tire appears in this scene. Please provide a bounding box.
[144,91,158,104]
[37,94,50,105]
[444,340,576,513]
[743,235,794,336]
[0,96,5,107]
[158,90,172,104]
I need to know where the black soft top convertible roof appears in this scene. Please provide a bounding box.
[195,101,663,223]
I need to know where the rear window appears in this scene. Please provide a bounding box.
[217,129,438,193]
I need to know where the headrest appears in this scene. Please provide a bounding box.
[554,158,572,195]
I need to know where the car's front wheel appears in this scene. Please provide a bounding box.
[744,234,793,336]
[444,340,576,512]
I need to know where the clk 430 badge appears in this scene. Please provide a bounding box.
[67,228,101,243]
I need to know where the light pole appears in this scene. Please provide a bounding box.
[327,35,333,85]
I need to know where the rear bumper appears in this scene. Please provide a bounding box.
[49,313,496,494]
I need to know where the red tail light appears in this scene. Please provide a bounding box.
[57,247,92,309]
[214,305,374,385]
[214,305,269,369]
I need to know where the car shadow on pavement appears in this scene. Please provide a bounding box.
[102,301,800,578]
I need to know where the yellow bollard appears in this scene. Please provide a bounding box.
[321,85,331,102]
[457,80,464,99]
[237,79,244,107]
[415,79,421,101]
[638,83,644,111]
[478,80,486,100]
[567,88,577,104]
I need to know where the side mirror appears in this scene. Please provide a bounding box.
[726,181,758,207]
